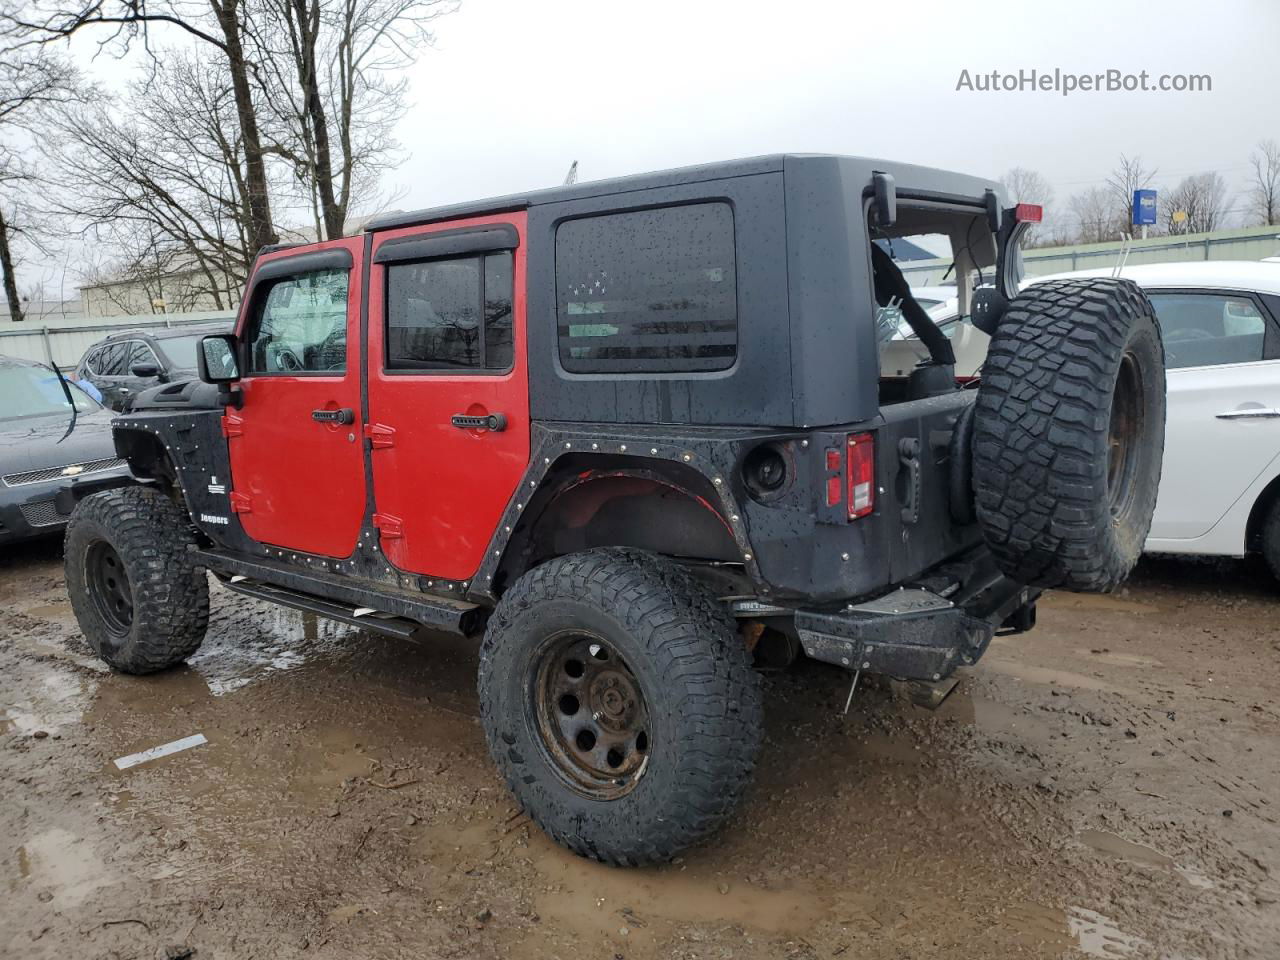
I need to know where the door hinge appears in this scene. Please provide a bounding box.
[229,491,252,514]
[372,513,403,538]
[221,413,244,438]
[363,423,395,449]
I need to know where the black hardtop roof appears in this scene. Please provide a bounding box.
[364,153,1003,233]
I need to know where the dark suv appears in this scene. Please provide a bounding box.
[76,324,230,410]
[61,155,1166,864]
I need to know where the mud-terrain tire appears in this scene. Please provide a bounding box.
[65,486,209,673]
[973,277,1165,592]
[478,548,763,865]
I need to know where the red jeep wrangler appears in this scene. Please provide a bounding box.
[62,155,1165,864]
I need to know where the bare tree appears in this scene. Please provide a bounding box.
[80,226,211,314]
[0,47,81,322]
[247,0,455,239]
[998,167,1055,246]
[1162,172,1230,235]
[5,0,280,258]
[1105,154,1156,236]
[1067,187,1115,244]
[48,51,273,309]
[1247,139,1280,227]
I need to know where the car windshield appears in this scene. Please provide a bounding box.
[0,364,102,421]
[157,334,211,370]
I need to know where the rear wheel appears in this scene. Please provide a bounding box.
[65,486,209,674]
[478,548,763,865]
[972,277,1166,592]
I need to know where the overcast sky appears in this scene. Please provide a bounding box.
[364,0,1278,228]
[55,0,1280,258]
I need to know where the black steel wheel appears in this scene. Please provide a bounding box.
[531,632,650,799]
[65,486,209,674]
[479,548,763,865]
[85,540,134,636]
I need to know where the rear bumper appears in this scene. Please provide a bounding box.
[789,550,1039,682]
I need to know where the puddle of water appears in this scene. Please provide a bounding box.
[414,820,835,944]
[22,600,74,621]
[16,828,112,905]
[1067,906,1149,958]
[2,671,95,735]
[188,605,358,697]
[1079,830,1215,890]
[525,830,830,939]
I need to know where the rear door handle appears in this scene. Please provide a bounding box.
[1216,408,1280,420]
[451,413,507,432]
[312,408,355,424]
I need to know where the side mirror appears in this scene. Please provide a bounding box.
[198,334,241,384]
[130,362,160,378]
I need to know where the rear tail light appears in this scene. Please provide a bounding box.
[1014,203,1043,223]
[846,433,874,520]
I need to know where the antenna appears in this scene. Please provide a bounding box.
[563,160,579,186]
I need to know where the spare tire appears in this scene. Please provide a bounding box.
[972,277,1165,592]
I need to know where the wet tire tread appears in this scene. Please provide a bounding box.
[65,486,208,673]
[973,277,1165,592]
[478,548,763,866]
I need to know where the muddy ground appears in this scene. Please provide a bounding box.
[1,538,1277,960]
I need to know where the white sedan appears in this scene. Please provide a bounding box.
[888,262,1280,578]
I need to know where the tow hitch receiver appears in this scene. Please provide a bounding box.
[795,587,1021,682]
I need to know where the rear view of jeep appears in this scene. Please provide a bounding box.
[61,154,1165,865]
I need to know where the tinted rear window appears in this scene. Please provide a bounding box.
[555,202,737,373]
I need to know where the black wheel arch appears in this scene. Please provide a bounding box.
[1246,472,1280,553]
[114,425,179,487]
[492,455,744,595]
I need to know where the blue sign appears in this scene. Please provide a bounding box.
[1132,189,1158,226]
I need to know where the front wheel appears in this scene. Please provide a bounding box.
[65,486,209,674]
[478,549,763,865]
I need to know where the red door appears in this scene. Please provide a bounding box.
[365,213,530,581]
[227,237,367,558]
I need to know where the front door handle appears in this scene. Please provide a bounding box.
[312,408,355,424]
[1216,408,1280,420]
[451,412,507,432]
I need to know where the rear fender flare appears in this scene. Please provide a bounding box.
[465,422,770,601]
[489,459,743,594]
